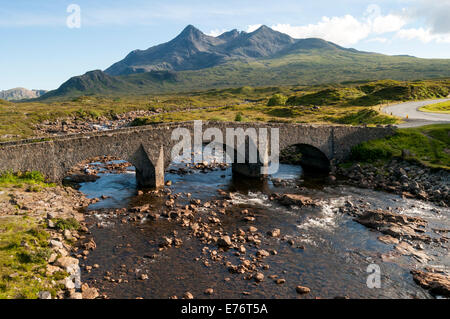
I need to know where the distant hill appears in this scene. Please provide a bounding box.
[0,88,47,101]
[38,25,450,100]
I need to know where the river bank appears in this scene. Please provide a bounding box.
[0,178,100,299]
[335,159,449,207]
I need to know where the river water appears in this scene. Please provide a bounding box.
[76,159,450,299]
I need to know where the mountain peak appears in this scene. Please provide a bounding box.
[217,29,240,40]
[177,25,205,39]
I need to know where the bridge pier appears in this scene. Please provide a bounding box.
[132,145,165,188]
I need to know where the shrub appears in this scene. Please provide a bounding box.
[350,143,393,162]
[267,94,288,106]
[234,112,243,122]
[53,218,80,231]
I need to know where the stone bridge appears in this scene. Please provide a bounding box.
[0,121,395,188]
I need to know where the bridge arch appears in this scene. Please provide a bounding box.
[280,143,331,173]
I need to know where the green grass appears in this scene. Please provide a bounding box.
[328,109,398,125]
[0,217,63,299]
[52,218,80,231]
[287,80,450,107]
[0,171,53,189]
[350,124,450,169]
[419,100,450,114]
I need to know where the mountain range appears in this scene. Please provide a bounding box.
[0,88,47,101]
[39,25,450,100]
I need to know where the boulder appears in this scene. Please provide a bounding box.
[217,236,232,248]
[411,270,450,297]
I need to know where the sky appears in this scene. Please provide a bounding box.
[1,0,450,91]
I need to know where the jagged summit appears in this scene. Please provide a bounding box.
[104,24,306,75]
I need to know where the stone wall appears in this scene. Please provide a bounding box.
[0,121,396,187]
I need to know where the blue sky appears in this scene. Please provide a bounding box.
[1,0,450,91]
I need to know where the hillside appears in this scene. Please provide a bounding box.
[0,88,46,101]
[38,25,450,101]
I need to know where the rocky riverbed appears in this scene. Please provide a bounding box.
[67,158,449,299]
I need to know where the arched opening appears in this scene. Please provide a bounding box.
[280,144,331,174]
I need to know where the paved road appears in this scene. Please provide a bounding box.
[382,98,450,127]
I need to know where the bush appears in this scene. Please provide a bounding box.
[53,218,80,231]
[267,94,288,106]
[350,143,393,162]
[234,112,243,122]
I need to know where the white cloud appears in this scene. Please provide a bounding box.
[248,4,407,46]
[366,37,389,43]
[396,27,450,43]
[271,16,371,46]
[371,14,407,34]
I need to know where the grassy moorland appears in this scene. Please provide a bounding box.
[419,100,450,114]
[0,216,67,299]
[129,79,449,126]
[0,79,449,141]
[350,124,450,170]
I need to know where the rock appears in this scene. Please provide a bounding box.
[159,237,173,247]
[50,240,63,249]
[395,242,432,263]
[267,228,281,237]
[256,250,270,258]
[378,235,399,245]
[83,239,97,250]
[296,285,311,294]
[69,292,83,299]
[38,291,52,299]
[55,256,79,270]
[276,279,286,285]
[274,194,316,206]
[81,284,99,299]
[140,274,149,280]
[46,265,61,276]
[354,210,430,242]
[165,180,172,186]
[204,288,214,295]
[217,236,232,248]
[238,245,246,254]
[248,226,258,233]
[411,270,450,297]
[63,229,73,240]
[48,253,58,263]
[47,212,57,219]
[63,277,76,290]
[183,292,194,299]
[254,273,264,282]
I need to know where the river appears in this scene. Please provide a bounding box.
[75,158,449,299]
